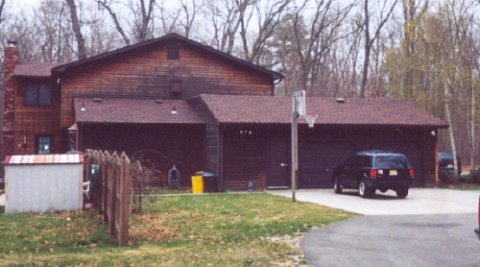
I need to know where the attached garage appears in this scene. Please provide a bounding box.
[193,95,448,191]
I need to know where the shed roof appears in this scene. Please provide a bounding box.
[198,94,448,128]
[74,97,203,124]
[4,154,84,165]
[14,63,61,77]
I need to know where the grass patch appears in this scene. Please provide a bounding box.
[0,193,353,266]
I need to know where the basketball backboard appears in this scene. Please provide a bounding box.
[293,90,306,117]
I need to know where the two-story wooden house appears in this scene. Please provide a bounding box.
[2,34,447,190]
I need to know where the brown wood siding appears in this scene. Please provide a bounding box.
[59,41,273,129]
[13,78,62,155]
[81,123,204,186]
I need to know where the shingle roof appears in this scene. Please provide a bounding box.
[198,94,448,128]
[74,97,203,124]
[53,33,284,81]
[14,63,61,77]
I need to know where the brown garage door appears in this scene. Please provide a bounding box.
[299,141,356,188]
[371,142,424,187]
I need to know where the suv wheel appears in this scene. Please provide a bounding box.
[396,187,409,199]
[334,177,342,194]
[358,179,371,198]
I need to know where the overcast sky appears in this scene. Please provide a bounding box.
[8,0,41,13]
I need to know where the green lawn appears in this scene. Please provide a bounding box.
[0,193,353,266]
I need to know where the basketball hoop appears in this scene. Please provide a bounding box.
[305,113,318,128]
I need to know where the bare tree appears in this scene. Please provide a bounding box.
[242,0,291,63]
[66,0,87,59]
[155,1,181,35]
[95,0,131,45]
[95,0,156,45]
[291,0,354,95]
[358,0,397,98]
[180,0,202,38]
[202,0,251,54]
[35,0,76,63]
[131,0,156,42]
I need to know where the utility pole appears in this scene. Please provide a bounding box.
[291,90,305,202]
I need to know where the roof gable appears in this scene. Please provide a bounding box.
[52,33,283,81]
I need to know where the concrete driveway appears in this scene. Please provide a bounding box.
[268,188,479,215]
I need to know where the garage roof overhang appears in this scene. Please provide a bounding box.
[197,94,449,129]
[74,97,204,125]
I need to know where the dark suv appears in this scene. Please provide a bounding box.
[332,150,414,198]
[438,152,462,177]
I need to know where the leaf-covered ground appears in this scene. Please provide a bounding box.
[0,193,353,266]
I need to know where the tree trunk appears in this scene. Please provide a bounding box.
[360,44,370,98]
[0,0,6,24]
[444,78,458,176]
[66,0,87,60]
[470,69,476,169]
[97,0,131,46]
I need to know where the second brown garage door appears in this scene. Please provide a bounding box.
[299,140,356,188]
[371,142,424,187]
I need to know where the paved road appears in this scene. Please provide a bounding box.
[301,214,480,267]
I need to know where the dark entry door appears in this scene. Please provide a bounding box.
[299,141,356,188]
[267,140,290,188]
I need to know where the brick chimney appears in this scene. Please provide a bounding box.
[2,40,19,158]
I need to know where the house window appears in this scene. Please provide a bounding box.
[24,84,52,106]
[36,135,52,154]
[170,80,182,98]
[167,44,179,60]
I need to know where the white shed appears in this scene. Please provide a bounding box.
[4,154,84,213]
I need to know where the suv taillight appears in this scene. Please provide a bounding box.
[409,169,414,177]
[370,169,378,179]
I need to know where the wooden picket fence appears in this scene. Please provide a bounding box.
[84,149,140,246]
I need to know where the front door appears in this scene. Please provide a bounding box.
[267,140,290,189]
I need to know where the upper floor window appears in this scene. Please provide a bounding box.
[24,84,52,106]
[167,44,179,60]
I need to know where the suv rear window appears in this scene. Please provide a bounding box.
[374,155,410,169]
